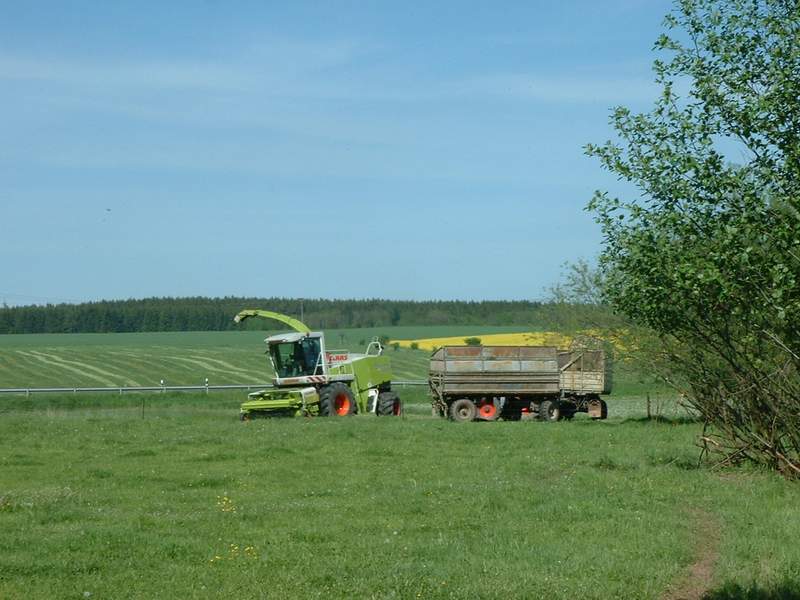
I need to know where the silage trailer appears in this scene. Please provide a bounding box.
[429,345,611,422]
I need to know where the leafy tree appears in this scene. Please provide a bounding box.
[544,260,625,334]
[463,337,482,346]
[548,259,605,306]
[587,0,800,475]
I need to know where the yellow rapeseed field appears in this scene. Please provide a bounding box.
[391,332,572,352]
[391,329,627,352]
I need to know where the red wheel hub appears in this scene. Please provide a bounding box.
[334,394,351,415]
[477,400,497,419]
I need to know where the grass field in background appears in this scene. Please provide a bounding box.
[1,389,799,599]
[0,326,536,389]
[0,326,665,399]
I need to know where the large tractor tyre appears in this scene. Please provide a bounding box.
[377,391,402,416]
[476,399,499,421]
[319,383,356,417]
[449,399,477,423]
[539,400,562,422]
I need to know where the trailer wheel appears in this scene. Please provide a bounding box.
[476,399,499,421]
[539,400,561,422]
[449,399,477,422]
[319,383,356,416]
[590,399,608,420]
[377,391,402,416]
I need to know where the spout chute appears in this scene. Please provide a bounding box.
[233,309,311,333]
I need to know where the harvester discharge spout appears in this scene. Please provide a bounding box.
[233,309,311,333]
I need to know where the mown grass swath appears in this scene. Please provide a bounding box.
[0,327,536,389]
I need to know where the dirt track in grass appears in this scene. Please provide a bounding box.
[662,509,721,600]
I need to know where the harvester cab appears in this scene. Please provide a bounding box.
[266,331,324,380]
[234,309,401,419]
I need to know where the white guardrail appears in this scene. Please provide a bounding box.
[0,381,428,396]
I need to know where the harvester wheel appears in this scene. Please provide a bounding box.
[319,383,356,417]
[476,399,499,421]
[377,392,402,416]
[449,399,477,422]
[539,400,561,422]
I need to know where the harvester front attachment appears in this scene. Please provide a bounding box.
[239,387,320,420]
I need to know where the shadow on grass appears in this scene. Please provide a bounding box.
[704,581,800,599]
[646,454,701,471]
[592,456,639,471]
[621,415,702,426]
[0,392,241,413]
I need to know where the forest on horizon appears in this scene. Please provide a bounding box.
[0,297,584,334]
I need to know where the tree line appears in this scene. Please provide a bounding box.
[0,297,568,334]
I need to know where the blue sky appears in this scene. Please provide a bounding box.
[0,1,672,305]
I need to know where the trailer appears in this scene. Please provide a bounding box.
[429,345,611,422]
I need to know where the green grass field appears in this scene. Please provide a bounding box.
[2,328,798,598]
[0,326,533,388]
[1,389,799,599]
